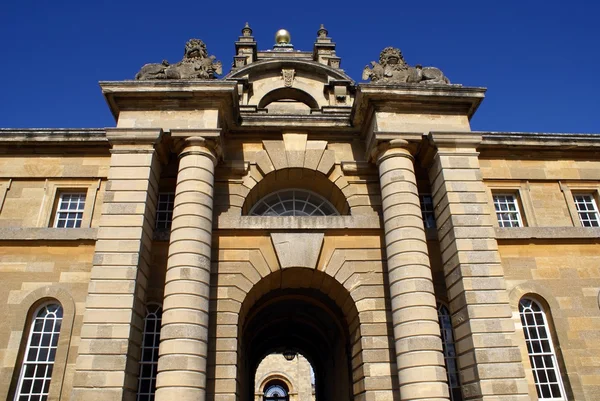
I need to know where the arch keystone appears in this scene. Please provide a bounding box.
[270,233,324,269]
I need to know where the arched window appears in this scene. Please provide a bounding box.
[264,381,289,401]
[14,302,63,401]
[137,303,162,401]
[519,298,566,400]
[249,189,339,216]
[437,303,462,401]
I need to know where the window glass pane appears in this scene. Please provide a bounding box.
[15,303,63,400]
[249,189,338,217]
[573,194,600,227]
[137,304,162,401]
[493,194,522,227]
[519,298,566,400]
[419,194,436,228]
[54,193,86,229]
[437,303,462,401]
[155,193,175,229]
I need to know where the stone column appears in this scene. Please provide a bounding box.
[72,129,163,401]
[428,132,529,400]
[374,139,450,401]
[155,135,219,401]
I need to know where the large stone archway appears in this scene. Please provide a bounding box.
[237,269,357,401]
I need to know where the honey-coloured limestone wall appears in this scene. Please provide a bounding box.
[0,242,95,401]
[501,241,600,400]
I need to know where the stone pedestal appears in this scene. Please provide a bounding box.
[428,132,529,400]
[71,129,163,401]
[375,139,450,401]
[155,135,219,401]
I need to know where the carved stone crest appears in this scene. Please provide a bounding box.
[362,47,450,85]
[281,68,295,87]
[135,39,223,80]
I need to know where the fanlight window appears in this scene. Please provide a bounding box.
[264,383,289,401]
[519,298,566,400]
[249,189,339,216]
[14,303,63,401]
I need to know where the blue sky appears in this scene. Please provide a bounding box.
[1,0,598,133]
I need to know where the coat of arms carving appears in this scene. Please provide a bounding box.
[281,68,295,87]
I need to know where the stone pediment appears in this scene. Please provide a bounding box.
[223,24,354,115]
[225,59,354,115]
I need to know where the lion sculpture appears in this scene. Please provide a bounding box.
[362,47,450,85]
[135,39,222,80]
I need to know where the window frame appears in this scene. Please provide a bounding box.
[519,297,567,401]
[263,380,290,401]
[13,302,64,401]
[155,192,175,229]
[491,192,525,228]
[419,194,436,229]
[249,188,339,217]
[572,192,600,227]
[437,303,463,401]
[53,192,87,228]
[136,303,163,401]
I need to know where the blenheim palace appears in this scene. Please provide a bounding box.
[1,24,600,401]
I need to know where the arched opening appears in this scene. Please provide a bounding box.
[242,168,350,216]
[258,88,319,114]
[238,269,359,401]
[518,295,571,400]
[249,189,339,216]
[12,301,63,401]
[263,379,289,401]
[255,354,314,401]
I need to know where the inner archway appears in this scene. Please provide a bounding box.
[238,269,359,401]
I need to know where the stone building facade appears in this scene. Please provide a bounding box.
[1,25,600,401]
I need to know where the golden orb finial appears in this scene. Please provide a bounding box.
[275,29,291,44]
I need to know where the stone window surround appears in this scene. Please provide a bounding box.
[4,286,76,401]
[0,179,12,214]
[38,179,101,229]
[485,181,536,227]
[559,182,600,228]
[256,374,296,401]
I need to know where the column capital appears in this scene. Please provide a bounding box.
[171,129,223,165]
[369,138,415,166]
[365,131,422,164]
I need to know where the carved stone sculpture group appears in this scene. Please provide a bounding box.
[362,47,450,85]
[135,39,222,80]
[135,39,450,85]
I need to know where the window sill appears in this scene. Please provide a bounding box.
[0,227,97,241]
[495,226,600,240]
